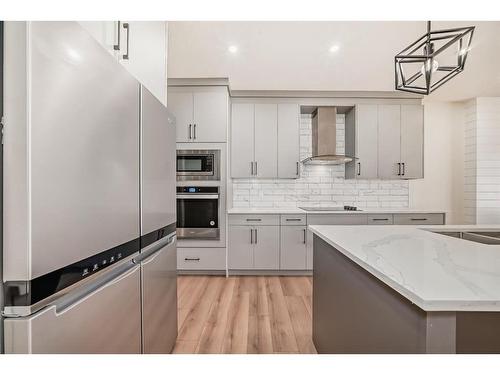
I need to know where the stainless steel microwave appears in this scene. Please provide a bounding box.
[176,149,220,181]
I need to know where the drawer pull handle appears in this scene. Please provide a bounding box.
[372,218,389,221]
[184,257,200,261]
[410,218,428,221]
[286,218,301,222]
[303,228,306,244]
[246,219,262,222]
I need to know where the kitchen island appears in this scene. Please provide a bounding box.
[310,225,500,354]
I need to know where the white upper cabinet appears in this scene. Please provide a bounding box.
[168,91,193,142]
[400,105,424,179]
[346,103,423,180]
[254,104,278,178]
[193,89,229,143]
[168,86,228,143]
[78,21,121,58]
[231,103,255,178]
[231,101,300,179]
[345,105,379,179]
[79,21,168,106]
[378,105,402,179]
[119,21,168,106]
[277,104,300,178]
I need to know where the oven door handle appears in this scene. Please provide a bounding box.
[176,194,219,199]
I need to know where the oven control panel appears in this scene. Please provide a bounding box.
[176,186,219,194]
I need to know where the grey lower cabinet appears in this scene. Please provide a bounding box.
[254,226,280,269]
[228,225,279,270]
[228,212,444,274]
[280,226,307,270]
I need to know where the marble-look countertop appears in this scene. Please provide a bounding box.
[309,225,500,312]
[227,207,446,215]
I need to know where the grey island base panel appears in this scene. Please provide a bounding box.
[312,235,500,354]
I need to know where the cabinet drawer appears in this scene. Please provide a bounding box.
[280,214,307,226]
[307,214,368,225]
[393,213,445,225]
[228,214,280,226]
[367,214,394,225]
[177,248,226,270]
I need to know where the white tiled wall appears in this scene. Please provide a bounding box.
[232,114,409,209]
[464,98,500,224]
[464,99,477,224]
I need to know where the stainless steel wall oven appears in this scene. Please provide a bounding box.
[176,186,220,240]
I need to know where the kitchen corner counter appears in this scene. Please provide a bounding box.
[227,207,447,215]
[310,224,500,312]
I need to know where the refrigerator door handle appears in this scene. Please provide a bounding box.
[54,262,139,315]
[134,233,175,264]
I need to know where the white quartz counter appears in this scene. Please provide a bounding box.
[227,207,446,215]
[309,225,500,312]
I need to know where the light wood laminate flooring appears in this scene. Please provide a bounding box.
[173,276,316,354]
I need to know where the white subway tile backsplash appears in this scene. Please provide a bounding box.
[232,113,409,209]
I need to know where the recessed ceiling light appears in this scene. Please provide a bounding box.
[228,45,238,54]
[329,44,340,53]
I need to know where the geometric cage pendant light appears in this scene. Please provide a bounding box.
[395,21,475,95]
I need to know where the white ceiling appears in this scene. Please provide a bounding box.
[167,21,500,101]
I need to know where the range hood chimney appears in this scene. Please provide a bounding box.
[301,106,354,165]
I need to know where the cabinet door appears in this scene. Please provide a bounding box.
[400,105,424,179]
[120,21,167,106]
[193,88,228,142]
[278,104,300,178]
[168,90,193,142]
[231,103,255,178]
[228,226,254,269]
[378,105,401,179]
[280,226,307,270]
[356,105,379,179]
[253,226,279,270]
[78,21,120,58]
[306,229,313,270]
[254,104,278,178]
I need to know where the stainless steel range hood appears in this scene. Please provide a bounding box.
[301,106,354,165]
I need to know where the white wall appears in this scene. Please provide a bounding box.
[409,102,465,224]
[462,98,500,224]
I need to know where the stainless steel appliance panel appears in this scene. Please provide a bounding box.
[140,236,177,353]
[141,86,176,234]
[29,22,140,278]
[4,261,142,354]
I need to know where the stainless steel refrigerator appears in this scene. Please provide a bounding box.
[1,21,177,353]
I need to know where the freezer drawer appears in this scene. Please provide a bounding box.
[4,262,142,354]
[141,236,178,354]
